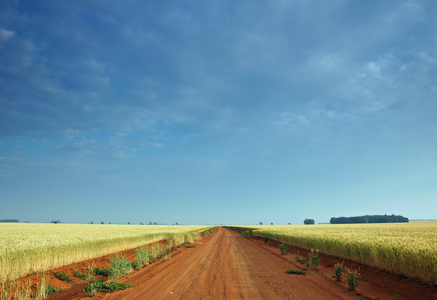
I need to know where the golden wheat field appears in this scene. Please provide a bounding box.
[237,221,437,285]
[0,223,212,283]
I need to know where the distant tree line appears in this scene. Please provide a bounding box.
[330,214,409,224]
[304,218,315,225]
[0,219,19,223]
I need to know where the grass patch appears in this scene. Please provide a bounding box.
[92,267,112,277]
[83,279,131,297]
[295,250,301,261]
[346,267,360,291]
[133,246,150,270]
[334,261,344,282]
[298,257,310,265]
[54,271,71,282]
[311,249,319,268]
[286,269,306,275]
[109,254,133,281]
[279,243,290,255]
[35,277,59,299]
[73,269,87,280]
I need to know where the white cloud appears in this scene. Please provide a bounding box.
[0,28,14,42]
[366,61,382,76]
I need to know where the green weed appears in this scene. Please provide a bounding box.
[311,249,319,268]
[279,243,290,255]
[133,246,150,269]
[295,250,301,262]
[83,279,131,297]
[73,269,87,280]
[334,261,344,282]
[92,267,112,277]
[286,269,306,275]
[35,277,58,299]
[54,271,71,282]
[346,267,360,291]
[109,254,133,282]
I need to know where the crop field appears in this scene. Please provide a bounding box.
[0,223,212,283]
[235,221,437,285]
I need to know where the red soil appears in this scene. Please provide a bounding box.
[12,227,437,299]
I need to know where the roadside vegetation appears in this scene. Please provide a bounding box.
[233,222,437,285]
[286,269,306,275]
[345,267,360,291]
[0,224,215,299]
[0,224,213,283]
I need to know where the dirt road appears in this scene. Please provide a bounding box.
[96,227,365,300]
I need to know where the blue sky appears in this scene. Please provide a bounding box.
[1,0,436,225]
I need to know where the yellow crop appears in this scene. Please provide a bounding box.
[0,223,212,282]
[236,222,437,285]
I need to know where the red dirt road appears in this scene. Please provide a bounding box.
[99,226,349,299]
[86,227,436,300]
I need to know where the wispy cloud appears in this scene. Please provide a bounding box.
[0,28,14,42]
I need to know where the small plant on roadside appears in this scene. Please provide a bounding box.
[279,243,290,255]
[109,254,133,282]
[133,246,150,269]
[92,267,112,277]
[358,297,365,300]
[264,237,269,244]
[334,261,344,282]
[311,249,319,268]
[54,271,71,282]
[295,250,301,262]
[166,238,177,251]
[83,279,131,297]
[286,269,306,275]
[161,244,171,260]
[395,291,401,300]
[156,244,169,259]
[45,284,58,297]
[345,267,360,291]
[149,244,160,262]
[35,277,58,299]
[73,269,87,280]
